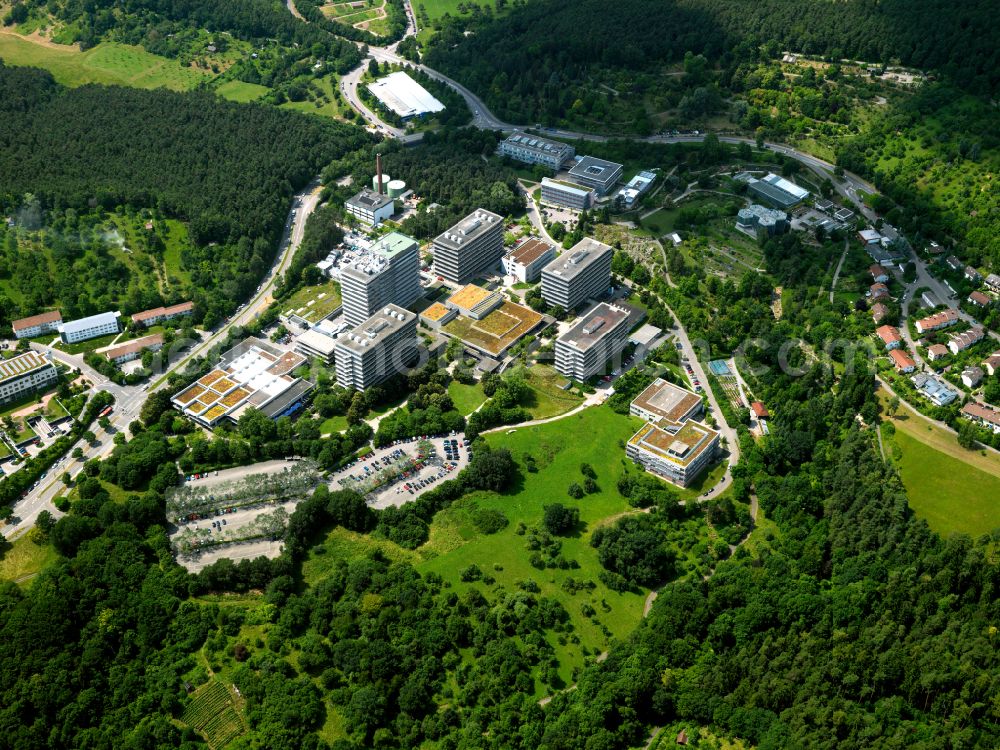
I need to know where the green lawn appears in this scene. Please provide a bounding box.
[216,79,270,103]
[0,35,209,90]
[521,364,583,419]
[447,381,486,415]
[281,281,342,325]
[56,331,120,355]
[885,426,1000,538]
[0,536,58,585]
[320,415,349,435]
[416,407,651,684]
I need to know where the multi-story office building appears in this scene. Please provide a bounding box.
[568,156,624,196]
[629,378,704,424]
[540,178,595,210]
[12,310,62,340]
[540,237,613,310]
[340,232,421,326]
[626,419,720,488]
[57,311,121,344]
[499,133,575,169]
[554,302,630,381]
[432,209,504,284]
[0,350,58,406]
[335,305,419,391]
[345,188,395,226]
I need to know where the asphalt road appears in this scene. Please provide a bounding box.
[2,183,324,541]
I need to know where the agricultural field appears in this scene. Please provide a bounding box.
[281,280,342,325]
[179,680,247,749]
[0,33,209,90]
[880,420,1000,538]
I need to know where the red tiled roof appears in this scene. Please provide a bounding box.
[12,309,62,332]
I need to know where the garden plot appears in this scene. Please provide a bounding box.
[180,680,247,749]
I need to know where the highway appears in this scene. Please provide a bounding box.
[2,181,324,540]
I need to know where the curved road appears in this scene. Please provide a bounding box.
[2,182,324,541]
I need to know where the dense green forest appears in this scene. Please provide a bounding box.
[424,0,998,128]
[0,63,370,326]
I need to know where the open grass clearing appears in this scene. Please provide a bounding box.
[319,414,349,435]
[0,536,58,584]
[517,364,582,419]
[215,79,270,103]
[447,380,487,415]
[882,424,1000,538]
[0,34,209,90]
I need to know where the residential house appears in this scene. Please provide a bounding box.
[914,308,959,334]
[911,372,958,406]
[750,402,770,420]
[986,274,1000,294]
[858,228,882,245]
[927,344,949,361]
[965,266,982,284]
[945,255,964,272]
[948,325,985,355]
[869,264,889,283]
[984,353,1000,377]
[875,325,902,350]
[969,291,991,307]
[12,310,62,340]
[871,302,890,324]
[889,349,916,373]
[870,283,890,302]
[961,401,1000,434]
[962,366,984,388]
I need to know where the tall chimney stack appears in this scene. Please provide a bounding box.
[376,153,383,195]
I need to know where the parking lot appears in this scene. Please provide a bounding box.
[328,434,470,509]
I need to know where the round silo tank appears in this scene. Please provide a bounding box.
[387,179,406,199]
[372,173,391,192]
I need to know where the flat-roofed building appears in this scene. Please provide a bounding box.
[12,310,62,339]
[294,328,338,365]
[541,237,613,310]
[432,208,504,284]
[568,156,623,197]
[617,171,656,208]
[335,305,419,391]
[911,372,958,406]
[340,231,421,326]
[171,337,313,427]
[736,204,788,236]
[626,418,720,488]
[502,238,557,283]
[131,301,194,328]
[58,310,121,344]
[499,133,575,169]
[554,302,630,381]
[345,188,395,226]
[0,350,58,406]
[741,172,809,208]
[419,302,457,329]
[446,284,504,320]
[540,178,595,210]
[102,333,163,365]
[630,378,703,424]
[367,71,444,119]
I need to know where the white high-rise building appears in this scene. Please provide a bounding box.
[335,305,419,391]
[432,209,504,284]
[340,232,421,327]
[540,238,613,310]
[554,302,630,381]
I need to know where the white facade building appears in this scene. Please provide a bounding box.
[340,232,421,327]
[0,350,59,406]
[335,305,419,391]
[345,188,395,226]
[58,311,121,344]
[540,237,613,310]
[554,302,630,381]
